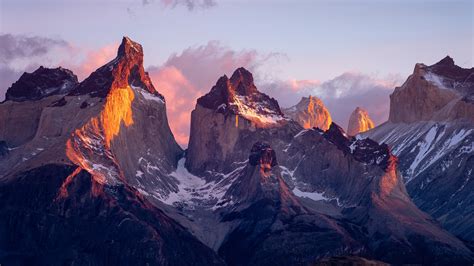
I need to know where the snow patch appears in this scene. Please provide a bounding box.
[294,129,309,138]
[292,187,328,201]
[132,85,164,104]
[424,72,449,90]
[231,95,286,125]
[160,158,235,210]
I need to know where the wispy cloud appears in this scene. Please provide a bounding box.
[158,0,216,10]
[129,0,216,14]
[0,34,68,64]
[0,33,119,101]
[61,43,118,81]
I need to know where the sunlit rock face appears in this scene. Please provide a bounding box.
[186,67,297,175]
[63,36,182,191]
[0,37,222,265]
[347,107,374,136]
[196,67,286,127]
[70,37,158,98]
[0,35,182,193]
[363,56,474,244]
[283,95,332,131]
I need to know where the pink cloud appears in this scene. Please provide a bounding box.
[151,66,200,145]
[62,43,118,81]
[259,79,321,107]
[148,41,278,147]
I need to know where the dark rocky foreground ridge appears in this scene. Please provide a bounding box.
[0,37,473,265]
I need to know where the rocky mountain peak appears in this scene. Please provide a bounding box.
[70,36,160,99]
[322,122,350,152]
[389,56,474,123]
[434,55,455,67]
[229,67,258,95]
[117,36,144,59]
[347,106,374,136]
[4,66,78,102]
[350,138,397,172]
[197,67,262,106]
[321,122,396,171]
[248,142,278,167]
[196,67,284,126]
[248,142,278,178]
[283,95,332,130]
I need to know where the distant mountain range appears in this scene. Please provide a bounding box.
[0,37,472,265]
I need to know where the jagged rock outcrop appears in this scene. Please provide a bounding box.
[389,56,474,123]
[181,67,473,264]
[278,124,471,264]
[363,56,474,245]
[64,36,181,192]
[217,142,360,266]
[283,95,332,131]
[186,67,295,175]
[4,66,78,102]
[0,37,222,265]
[347,107,374,135]
[71,37,159,98]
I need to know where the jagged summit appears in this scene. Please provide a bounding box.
[322,122,350,152]
[117,36,144,59]
[70,36,160,99]
[434,55,455,66]
[389,55,474,123]
[4,66,78,102]
[229,67,258,95]
[196,67,285,126]
[282,95,332,131]
[347,106,374,136]
[248,142,278,167]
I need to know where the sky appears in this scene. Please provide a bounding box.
[1,0,473,146]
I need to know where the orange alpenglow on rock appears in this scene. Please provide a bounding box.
[347,107,375,136]
[283,95,332,131]
[65,36,166,186]
[101,86,135,148]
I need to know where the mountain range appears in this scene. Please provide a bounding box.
[0,37,472,265]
